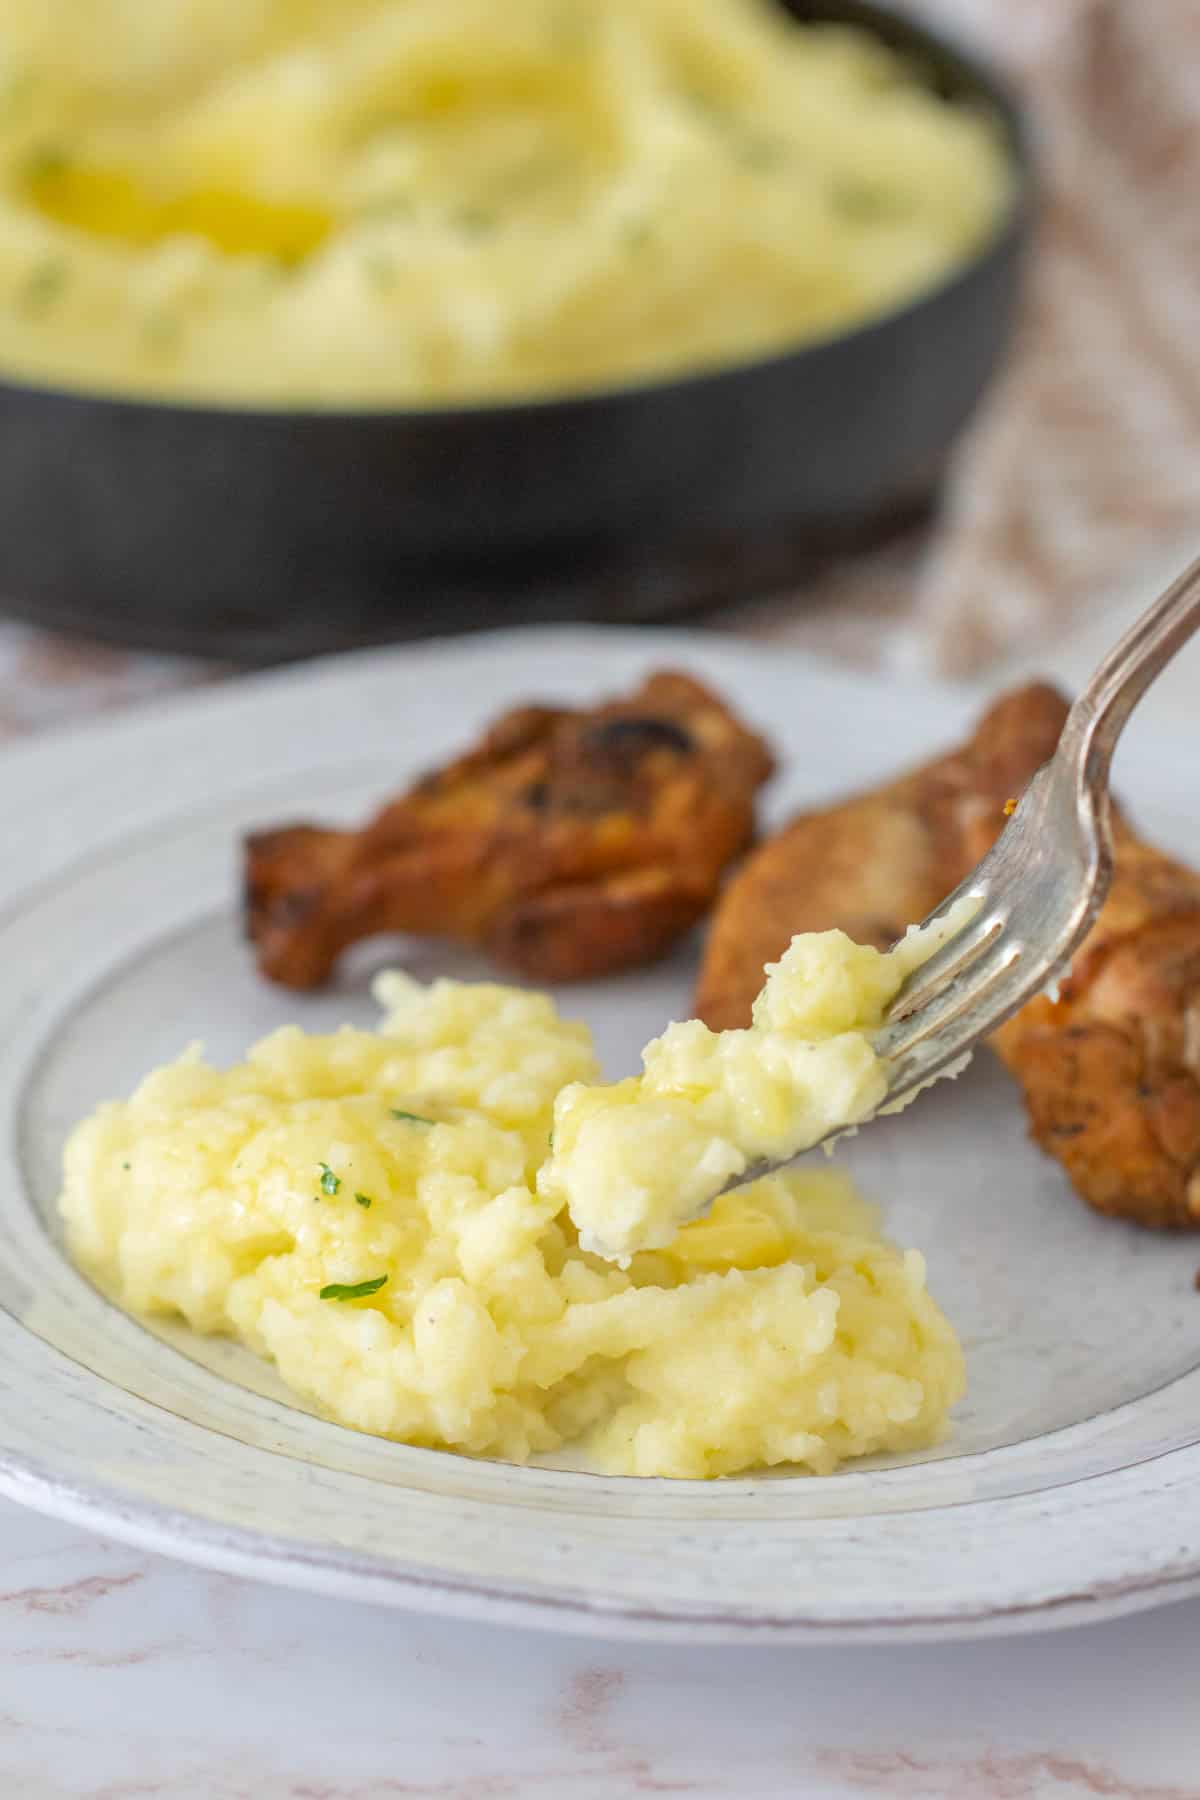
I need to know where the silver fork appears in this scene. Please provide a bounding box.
[722,550,1200,1197]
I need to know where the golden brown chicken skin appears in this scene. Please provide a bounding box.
[695,681,1200,1230]
[246,671,773,989]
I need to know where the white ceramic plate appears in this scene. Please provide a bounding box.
[2,627,1200,1644]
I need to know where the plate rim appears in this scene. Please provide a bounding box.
[5,1443,1200,1646]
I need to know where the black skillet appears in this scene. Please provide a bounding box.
[0,0,1032,661]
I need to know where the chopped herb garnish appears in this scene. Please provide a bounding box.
[121,1161,131,1171]
[355,1192,373,1209]
[739,136,784,171]
[24,142,69,184]
[21,256,68,315]
[320,1275,388,1302]
[362,252,396,291]
[830,179,899,221]
[391,1109,433,1125]
[360,190,414,218]
[319,1162,341,1195]
[455,206,496,237]
[682,87,725,125]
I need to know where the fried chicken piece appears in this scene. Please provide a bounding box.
[695,681,1200,1230]
[987,824,1200,1230]
[246,671,773,989]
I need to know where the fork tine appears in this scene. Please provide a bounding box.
[878,941,1048,1110]
[877,934,1025,1062]
[886,901,1002,1021]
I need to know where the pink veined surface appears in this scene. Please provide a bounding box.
[0,630,223,742]
[2,1501,1200,1797]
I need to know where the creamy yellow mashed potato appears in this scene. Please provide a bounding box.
[0,0,1011,405]
[59,967,963,1478]
[543,911,970,1263]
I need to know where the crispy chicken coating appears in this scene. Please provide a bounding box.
[246,671,773,989]
[988,820,1200,1230]
[695,681,1200,1230]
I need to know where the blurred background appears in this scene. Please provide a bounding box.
[0,0,1193,733]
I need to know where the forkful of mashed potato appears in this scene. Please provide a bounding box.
[539,904,978,1264]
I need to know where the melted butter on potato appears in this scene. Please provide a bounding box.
[542,909,973,1264]
[59,963,964,1479]
[27,160,333,264]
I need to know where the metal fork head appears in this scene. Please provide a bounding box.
[713,749,1113,1202]
[874,745,1113,1107]
[858,544,1200,1103]
[714,549,1200,1202]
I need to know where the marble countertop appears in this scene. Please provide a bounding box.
[3,1498,1199,1800]
[2,540,1198,1800]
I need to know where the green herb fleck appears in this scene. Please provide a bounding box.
[682,87,725,124]
[319,1162,341,1195]
[454,205,496,237]
[24,142,69,184]
[20,256,68,315]
[362,251,396,291]
[830,179,899,222]
[320,1275,388,1302]
[355,1192,373,1209]
[391,1109,433,1125]
[360,190,414,218]
[739,136,784,172]
[121,1161,131,1171]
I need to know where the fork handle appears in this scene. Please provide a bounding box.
[1059,550,1200,782]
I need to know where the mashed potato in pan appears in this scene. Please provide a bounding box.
[0,0,1011,405]
[59,964,963,1479]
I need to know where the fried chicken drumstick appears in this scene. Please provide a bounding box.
[695,682,1200,1230]
[246,671,773,990]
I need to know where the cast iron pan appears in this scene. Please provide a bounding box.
[0,0,1032,661]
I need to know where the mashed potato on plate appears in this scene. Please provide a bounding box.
[59,965,964,1479]
[0,0,1011,405]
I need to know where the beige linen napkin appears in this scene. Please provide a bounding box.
[725,0,1200,675]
